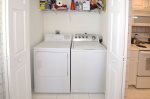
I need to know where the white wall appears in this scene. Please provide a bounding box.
[29,0,43,90]
[30,0,44,47]
[44,12,103,34]
[100,13,108,46]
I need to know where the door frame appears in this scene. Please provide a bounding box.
[2,0,130,99]
[2,0,10,99]
[122,0,129,98]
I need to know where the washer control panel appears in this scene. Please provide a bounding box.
[73,33,101,42]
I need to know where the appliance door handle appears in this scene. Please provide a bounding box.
[132,16,138,19]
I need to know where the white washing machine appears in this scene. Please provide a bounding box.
[34,33,71,93]
[71,34,107,93]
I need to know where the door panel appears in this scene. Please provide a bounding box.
[35,52,68,77]
[6,0,31,99]
[13,10,26,54]
[106,0,128,99]
[107,56,123,99]
[15,65,28,99]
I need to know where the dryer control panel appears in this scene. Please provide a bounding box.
[44,33,72,41]
[73,33,102,42]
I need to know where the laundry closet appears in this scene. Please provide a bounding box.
[2,0,129,99]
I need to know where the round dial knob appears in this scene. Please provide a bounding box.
[92,36,96,40]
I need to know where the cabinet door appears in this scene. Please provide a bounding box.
[34,51,70,93]
[132,0,143,10]
[132,0,146,11]
[128,58,138,85]
[133,0,150,11]
[148,0,150,11]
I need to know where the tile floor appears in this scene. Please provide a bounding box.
[33,93,105,99]
[33,86,150,99]
[126,86,150,99]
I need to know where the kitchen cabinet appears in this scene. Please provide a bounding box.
[132,0,150,26]
[132,15,150,26]
[132,0,150,11]
[127,50,139,85]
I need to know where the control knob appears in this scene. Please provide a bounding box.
[92,36,96,40]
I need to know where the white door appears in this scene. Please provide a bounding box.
[105,0,128,99]
[5,0,31,99]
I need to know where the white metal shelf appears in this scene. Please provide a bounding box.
[40,9,104,14]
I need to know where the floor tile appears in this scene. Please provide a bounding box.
[32,93,105,99]
[56,94,71,99]
[70,94,90,99]
[89,94,105,99]
[33,93,57,99]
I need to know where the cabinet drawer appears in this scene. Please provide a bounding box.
[136,77,150,88]
[128,51,139,58]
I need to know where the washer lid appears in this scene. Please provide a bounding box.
[34,41,71,51]
[72,42,106,50]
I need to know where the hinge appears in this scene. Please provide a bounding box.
[123,58,126,61]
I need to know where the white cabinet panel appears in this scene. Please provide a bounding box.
[132,0,150,11]
[128,51,139,58]
[128,58,138,85]
[132,0,144,11]
[136,77,150,88]
[34,51,70,93]
[127,51,139,86]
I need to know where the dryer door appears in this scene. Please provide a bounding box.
[34,51,70,93]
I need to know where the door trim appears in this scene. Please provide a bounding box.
[122,0,129,98]
[2,0,10,99]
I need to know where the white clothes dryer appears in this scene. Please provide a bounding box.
[34,34,71,93]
